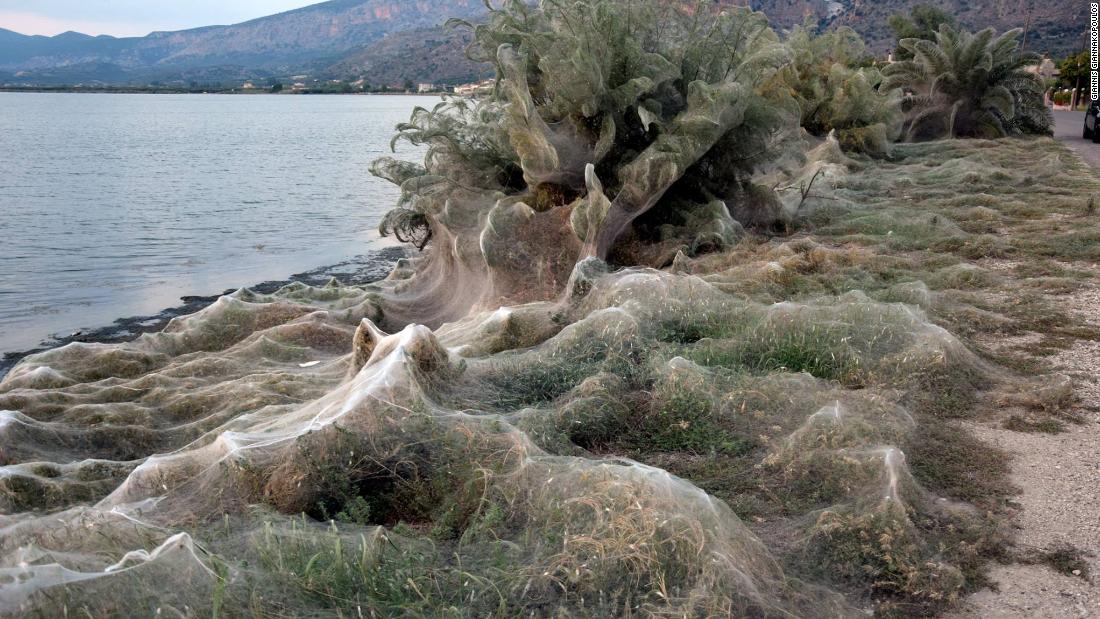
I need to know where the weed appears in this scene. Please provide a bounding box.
[1035,545,1092,580]
[1003,415,1065,434]
[905,423,1015,506]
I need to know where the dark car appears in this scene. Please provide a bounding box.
[1084,100,1100,143]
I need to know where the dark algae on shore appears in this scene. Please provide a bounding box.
[0,1,1090,617]
[0,248,406,381]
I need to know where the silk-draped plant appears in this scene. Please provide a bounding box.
[881,25,1052,140]
[781,26,901,157]
[372,0,801,305]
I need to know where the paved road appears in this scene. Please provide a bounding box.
[1053,109,1100,170]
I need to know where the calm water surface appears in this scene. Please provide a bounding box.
[0,93,433,354]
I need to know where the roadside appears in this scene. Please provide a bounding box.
[951,420,1099,618]
[949,340,1100,618]
[945,125,1100,618]
[1054,110,1100,170]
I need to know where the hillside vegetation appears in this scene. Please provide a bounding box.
[0,0,1084,87]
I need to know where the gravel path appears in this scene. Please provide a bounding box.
[951,419,1100,618]
[948,267,1100,617]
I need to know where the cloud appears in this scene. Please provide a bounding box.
[0,10,165,37]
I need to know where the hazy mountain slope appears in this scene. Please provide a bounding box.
[0,0,1084,87]
[327,27,490,86]
[329,0,1083,87]
[0,0,484,72]
[752,0,1086,56]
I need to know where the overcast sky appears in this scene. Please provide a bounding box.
[0,1,320,37]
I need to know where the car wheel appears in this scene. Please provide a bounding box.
[1093,128,1100,144]
[1086,123,1094,139]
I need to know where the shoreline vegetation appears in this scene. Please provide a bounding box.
[1,1,1094,617]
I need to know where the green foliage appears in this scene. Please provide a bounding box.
[335,495,374,525]
[781,26,901,156]
[634,383,753,455]
[1057,52,1090,88]
[687,315,870,384]
[253,520,469,613]
[488,356,603,408]
[881,25,1053,139]
[887,4,956,61]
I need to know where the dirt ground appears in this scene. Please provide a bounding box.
[950,419,1099,617]
[948,277,1100,617]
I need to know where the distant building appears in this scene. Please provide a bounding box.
[291,82,307,92]
[1026,55,1058,81]
[417,83,436,93]
[454,79,495,97]
[242,81,256,89]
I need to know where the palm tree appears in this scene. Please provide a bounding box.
[881,25,1052,140]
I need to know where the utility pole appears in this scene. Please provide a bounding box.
[1072,22,1089,110]
[1021,0,1034,52]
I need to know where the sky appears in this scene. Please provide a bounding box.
[0,1,320,37]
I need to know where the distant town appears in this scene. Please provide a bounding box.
[4,54,1085,112]
[0,76,497,95]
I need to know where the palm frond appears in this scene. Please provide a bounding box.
[892,23,1049,140]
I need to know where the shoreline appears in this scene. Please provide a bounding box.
[0,246,406,381]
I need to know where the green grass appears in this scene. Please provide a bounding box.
[905,423,1015,505]
[626,388,757,456]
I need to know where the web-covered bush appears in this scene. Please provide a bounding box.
[881,25,1052,140]
[781,26,901,157]
[372,0,803,316]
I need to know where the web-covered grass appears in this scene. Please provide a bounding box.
[1,137,1097,618]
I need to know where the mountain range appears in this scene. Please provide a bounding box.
[0,0,1085,88]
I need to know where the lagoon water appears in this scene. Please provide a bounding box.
[0,92,434,355]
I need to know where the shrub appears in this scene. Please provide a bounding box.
[782,26,901,156]
[887,4,956,61]
[373,0,802,292]
[881,25,1053,139]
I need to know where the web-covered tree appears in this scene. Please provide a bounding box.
[887,4,955,61]
[881,25,1053,140]
[372,0,801,317]
[781,26,901,157]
